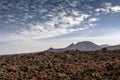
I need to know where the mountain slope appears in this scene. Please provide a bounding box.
[48,47,64,53]
[67,41,102,51]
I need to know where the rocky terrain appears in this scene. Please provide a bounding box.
[0,49,120,80]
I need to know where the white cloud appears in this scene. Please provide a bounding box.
[110,6,120,12]
[96,5,120,13]
[89,18,99,22]
[96,8,110,13]
[0,0,101,41]
[69,1,78,7]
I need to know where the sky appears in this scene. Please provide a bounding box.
[0,0,120,54]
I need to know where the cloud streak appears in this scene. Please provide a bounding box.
[20,11,92,39]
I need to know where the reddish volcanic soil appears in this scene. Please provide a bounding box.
[0,50,120,80]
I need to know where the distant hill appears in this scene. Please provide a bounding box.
[107,44,120,50]
[48,47,65,53]
[48,41,102,52]
[100,44,109,48]
[66,41,102,51]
